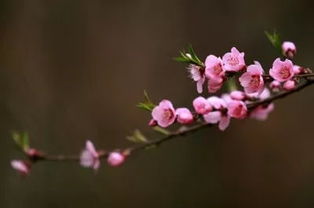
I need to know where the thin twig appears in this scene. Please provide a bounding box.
[32,79,314,163]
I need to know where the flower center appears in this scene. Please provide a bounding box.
[249,75,260,88]
[163,109,174,120]
[213,64,223,75]
[227,56,239,66]
[279,67,291,79]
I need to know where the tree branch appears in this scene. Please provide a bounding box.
[33,78,314,163]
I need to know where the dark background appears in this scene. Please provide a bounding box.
[1,0,314,207]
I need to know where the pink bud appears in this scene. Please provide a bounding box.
[282,41,296,59]
[11,160,31,176]
[148,119,157,127]
[176,108,194,124]
[107,152,125,167]
[230,91,246,101]
[293,65,302,75]
[26,148,44,160]
[193,96,212,114]
[270,80,281,90]
[283,80,296,91]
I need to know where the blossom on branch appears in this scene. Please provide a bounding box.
[80,140,100,170]
[151,100,176,128]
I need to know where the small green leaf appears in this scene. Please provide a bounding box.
[12,131,30,152]
[137,90,156,112]
[265,30,282,51]
[174,45,204,67]
[153,126,171,135]
[126,129,148,143]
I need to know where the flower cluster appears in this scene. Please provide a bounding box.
[149,41,308,131]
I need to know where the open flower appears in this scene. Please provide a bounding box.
[227,100,247,119]
[239,62,264,94]
[222,47,246,72]
[282,41,296,59]
[188,64,205,93]
[107,152,125,167]
[250,103,274,121]
[205,55,224,78]
[80,140,100,170]
[203,111,230,131]
[269,58,294,82]
[152,100,176,128]
[176,108,194,124]
[11,160,31,176]
[193,97,212,114]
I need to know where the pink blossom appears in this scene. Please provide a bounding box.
[11,160,30,175]
[188,64,205,93]
[205,55,224,78]
[222,47,246,72]
[203,111,221,124]
[203,111,230,131]
[193,96,212,114]
[270,80,281,90]
[258,88,271,100]
[207,96,227,109]
[250,103,274,121]
[239,62,264,94]
[207,75,224,93]
[247,88,271,101]
[283,80,296,90]
[293,65,302,75]
[269,58,294,82]
[148,119,157,127]
[80,140,100,170]
[176,108,194,124]
[107,152,125,167]
[227,100,247,119]
[26,148,44,160]
[152,100,176,128]
[282,41,296,59]
[230,91,246,101]
[219,115,230,131]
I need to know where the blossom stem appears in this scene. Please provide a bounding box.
[25,79,314,164]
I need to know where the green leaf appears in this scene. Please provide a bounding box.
[153,126,171,135]
[174,45,204,67]
[137,90,156,112]
[265,30,282,51]
[126,129,148,143]
[12,131,30,152]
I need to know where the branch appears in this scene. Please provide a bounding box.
[30,78,314,163]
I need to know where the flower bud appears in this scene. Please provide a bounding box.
[193,97,212,114]
[270,80,281,90]
[176,108,194,124]
[283,80,296,91]
[148,119,157,127]
[282,41,296,59]
[11,160,31,176]
[230,91,246,101]
[107,152,125,167]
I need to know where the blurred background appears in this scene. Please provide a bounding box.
[1,0,314,207]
